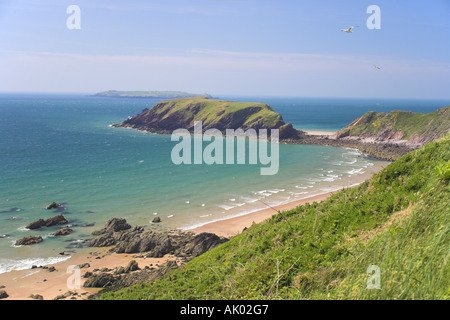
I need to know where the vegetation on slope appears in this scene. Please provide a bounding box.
[335,106,450,143]
[102,134,449,300]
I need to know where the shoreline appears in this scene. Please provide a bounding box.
[0,162,387,300]
[189,190,336,238]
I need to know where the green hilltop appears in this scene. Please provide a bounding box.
[336,106,450,144]
[101,133,450,300]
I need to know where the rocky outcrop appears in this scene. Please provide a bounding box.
[89,234,116,247]
[46,202,62,210]
[152,217,161,223]
[15,236,44,246]
[83,273,116,288]
[84,219,228,290]
[91,218,131,235]
[182,232,228,258]
[83,260,179,289]
[26,214,68,230]
[52,228,73,236]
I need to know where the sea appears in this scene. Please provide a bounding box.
[0,93,448,273]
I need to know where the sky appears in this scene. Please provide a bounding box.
[0,0,449,98]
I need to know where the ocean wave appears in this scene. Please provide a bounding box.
[0,255,71,274]
[217,204,235,211]
[347,168,364,175]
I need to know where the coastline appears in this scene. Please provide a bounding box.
[0,161,387,300]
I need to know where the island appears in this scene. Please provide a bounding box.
[93,90,213,99]
[113,97,302,140]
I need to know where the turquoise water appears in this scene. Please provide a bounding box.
[0,94,446,273]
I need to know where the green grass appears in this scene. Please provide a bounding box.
[102,134,450,300]
[149,97,284,130]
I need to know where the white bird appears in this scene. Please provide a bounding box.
[373,65,381,70]
[340,26,358,33]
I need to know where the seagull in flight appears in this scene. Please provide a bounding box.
[340,26,358,33]
[373,65,381,70]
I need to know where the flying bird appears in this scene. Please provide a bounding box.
[340,26,358,33]
[373,65,381,70]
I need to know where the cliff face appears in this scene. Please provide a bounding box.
[334,106,450,147]
[114,97,302,139]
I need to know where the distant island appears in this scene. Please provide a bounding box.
[93,90,213,99]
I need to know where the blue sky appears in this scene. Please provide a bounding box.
[0,0,449,98]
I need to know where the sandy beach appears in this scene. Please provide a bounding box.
[305,130,336,136]
[0,162,387,300]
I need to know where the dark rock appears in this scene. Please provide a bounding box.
[114,260,178,288]
[184,233,228,258]
[114,267,125,275]
[15,236,43,246]
[29,294,43,300]
[47,266,56,272]
[25,219,46,230]
[124,260,139,273]
[45,214,69,227]
[83,272,116,288]
[26,214,68,230]
[113,231,173,257]
[89,234,116,247]
[46,202,62,210]
[152,217,161,223]
[78,263,90,269]
[0,290,9,299]
[92,218,131,235]
[53,291,76,300]
[52,228,73,236]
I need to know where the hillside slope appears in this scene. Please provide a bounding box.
[102,134,449,300]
